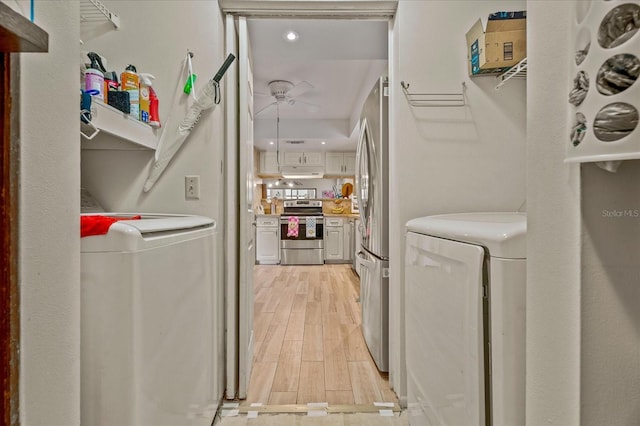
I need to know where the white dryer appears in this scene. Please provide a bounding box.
[404,213,526,426]
[81,213,223,426]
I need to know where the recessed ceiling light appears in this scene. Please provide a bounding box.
[321,141,326,145]
[284,30,299,42]
[269,141,274,145]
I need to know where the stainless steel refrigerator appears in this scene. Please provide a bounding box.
[355,76,389,372]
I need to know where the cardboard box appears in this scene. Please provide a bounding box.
[466,11,526,76]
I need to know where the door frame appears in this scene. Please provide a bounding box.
[1,52,20,426]
[0,10,48,421]
[224,14,256,400]
[221,0,400,402]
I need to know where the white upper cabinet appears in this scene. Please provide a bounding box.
[324,152,356,176]
[303,152,324,167]
[343,153,356,175]
[260,151,279,174]
[281,152,324,167]
[282,152,303,166]
[325,153,344,174]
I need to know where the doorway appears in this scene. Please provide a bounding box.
[221,1,396,404]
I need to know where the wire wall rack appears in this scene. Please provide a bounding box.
[495,57,527,90]
[80,0,120,29]
[400,81,466,107]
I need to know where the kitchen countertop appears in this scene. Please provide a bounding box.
[256,213,359,218]
[324,213,360,218]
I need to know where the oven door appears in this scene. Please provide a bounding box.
[280,216,324,265]
[280,216,324,243]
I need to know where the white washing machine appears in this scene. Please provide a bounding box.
[81,213,223,426]
[404,213,526,426]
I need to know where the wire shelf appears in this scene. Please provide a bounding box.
[80,0,120,29]
[400,81,466,107]
[495,57,527,90]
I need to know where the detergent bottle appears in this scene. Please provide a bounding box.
[120,65,139,119]
[139,73,160,127]
[139,73,154,123]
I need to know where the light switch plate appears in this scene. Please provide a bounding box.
[185,175,200,199]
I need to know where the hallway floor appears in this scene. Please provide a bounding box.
[214,411,408,425]
[245,264,398,406]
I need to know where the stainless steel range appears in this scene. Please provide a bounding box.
[280,200,324,265]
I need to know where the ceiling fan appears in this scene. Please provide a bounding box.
[255,80,318,116]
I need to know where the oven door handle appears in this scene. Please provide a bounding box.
[280,217,324,224]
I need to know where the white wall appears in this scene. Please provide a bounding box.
[18,1,227,424]
[526,2,581,424]
[79,0,227,405]
[528,1,640,424]
[80,0,226,221]
[19,1,81,424]
[580,162,640,425]
[389,0,527,401]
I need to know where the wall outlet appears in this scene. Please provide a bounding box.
[185,175,200,199]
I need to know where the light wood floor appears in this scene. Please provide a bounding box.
[245,264,398,406]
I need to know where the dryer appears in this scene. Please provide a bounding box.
[404,213,526,426]
[81,213,223,426]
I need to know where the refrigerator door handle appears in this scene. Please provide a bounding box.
[357,250,374,268]
[355,119,370,228]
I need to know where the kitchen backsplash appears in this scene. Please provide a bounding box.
[260,198,353,215]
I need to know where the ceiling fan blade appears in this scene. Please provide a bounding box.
[286,80,314,99]
[255,101,278,116]
[288,98,320,113]
[254,90,271,97]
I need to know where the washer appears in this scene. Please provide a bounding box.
[81,213,221,426]
[405,213,526,426]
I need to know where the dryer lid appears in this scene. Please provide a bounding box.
[406,212,526,259]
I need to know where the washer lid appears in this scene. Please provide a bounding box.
[81,213,215,252]
[406,212,526,259]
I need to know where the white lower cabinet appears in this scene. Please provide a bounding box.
[344,218,354,262]
[325,217,355,263]
[324,217,344,262]
[256,216,280,264]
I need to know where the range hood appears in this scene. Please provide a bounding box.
[280,165,324,179]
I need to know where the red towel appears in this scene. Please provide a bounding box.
[81,215,142,238]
